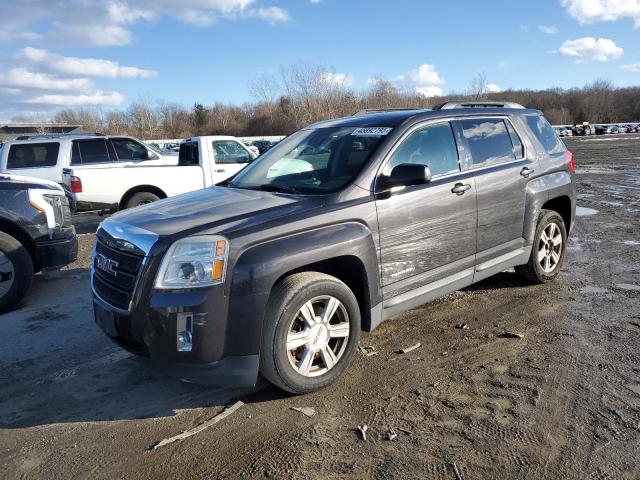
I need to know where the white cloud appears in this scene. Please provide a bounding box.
[179,10,218,27]
[486,83,503,93]
[318,72,353,87]
[310,0,322,3]
[621,63,640,71]
[538,24,558,34]
[19,47,158,79]
[0,0,291,46]
[0,68,93,92]
[559,37,623,61]
[247,6,291,24]
[415,86,443,97]
[561,0,640,27]
[25,91,125,106]
[392,64,445,87]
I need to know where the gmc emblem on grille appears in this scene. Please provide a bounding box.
[95,253,119,276]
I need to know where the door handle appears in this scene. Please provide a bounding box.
[451,183,471,195]
[520,167,535,177]
[215,169,226,173]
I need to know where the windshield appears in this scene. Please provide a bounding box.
[229,126,391,194]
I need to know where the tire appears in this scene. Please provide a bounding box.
[125,191,160,209]
[0,231,34,314]
[516,209,567,284]
[260,272,361,394]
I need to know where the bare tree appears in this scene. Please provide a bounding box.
[468,72,488,100]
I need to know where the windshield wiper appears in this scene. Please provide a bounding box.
[252,184,301,194]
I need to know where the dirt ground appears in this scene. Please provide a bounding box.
[1,134,639,480]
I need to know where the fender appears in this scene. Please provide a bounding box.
[225,222,381,356]
[523,171,574,244]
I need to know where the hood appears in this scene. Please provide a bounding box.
[108,186,318,237]
[0,173,63,191]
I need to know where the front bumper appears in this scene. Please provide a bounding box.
[92,288,261,388]
[35,228,78,269]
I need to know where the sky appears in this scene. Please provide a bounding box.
[0,0,638,120]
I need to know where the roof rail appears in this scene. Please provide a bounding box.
[353,107,426,116]
[434,101,525,110]
[14,132,104,141]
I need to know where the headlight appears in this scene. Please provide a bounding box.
[155,235,228,289]
[28,189,65,230]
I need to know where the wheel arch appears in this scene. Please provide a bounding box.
[541,195,573,233]
[524,171,575,244]
[226,222,382,358]
[119,185,167,210]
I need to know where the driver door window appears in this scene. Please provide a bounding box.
[111,138,148,162]
[212,141,250,164]
[383,123,460,177]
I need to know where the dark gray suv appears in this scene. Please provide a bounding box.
[92,101,575,394]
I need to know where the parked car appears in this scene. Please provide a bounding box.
[0,174,77,313]
[243,142,260,157]
[0,134,177,192]
[251,140,275,155]
[594,125,616,135]
[91,101,575,394]
[63,136,257,211]
[555,127,573,137]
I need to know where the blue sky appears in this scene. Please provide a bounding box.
[0,0,638,119]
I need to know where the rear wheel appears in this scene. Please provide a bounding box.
[516,209,567,284]
[0,231,34,313]
[260,272,360,394]
[125,191,160,209]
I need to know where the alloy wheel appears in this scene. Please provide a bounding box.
[286,295,350,377]
[537,221,563,273]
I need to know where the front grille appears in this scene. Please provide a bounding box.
[92,236,145,310]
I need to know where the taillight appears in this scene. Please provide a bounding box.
[565,151,575,173]
[70,176,82,193]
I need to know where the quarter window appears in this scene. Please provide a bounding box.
[384,123,459,177]
[524,115,564,154]
[72,140,111,165]
[212,141,250,164]
[459,118,515,168]
[7,143,59,169]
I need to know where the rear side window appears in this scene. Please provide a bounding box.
[459,119,515,168]
[212,140,250,164]
[72,140,111,165]
[7,143,59,169]
[384,123,459,177]
[524,115,564,154]
[179,142,199,166]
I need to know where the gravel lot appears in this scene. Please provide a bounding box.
[1,135,639,479]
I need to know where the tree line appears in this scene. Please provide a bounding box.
[52,65,640,140]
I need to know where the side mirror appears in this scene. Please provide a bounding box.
[379,163,432,190]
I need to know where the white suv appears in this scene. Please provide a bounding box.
[0,134,176,191]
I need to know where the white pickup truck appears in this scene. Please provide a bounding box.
[63,136,257,211]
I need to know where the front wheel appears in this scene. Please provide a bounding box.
[0,231,34,313]
[260,272,361,394]
[516,209,567,284]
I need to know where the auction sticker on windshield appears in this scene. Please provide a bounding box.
[351,127,393,137]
